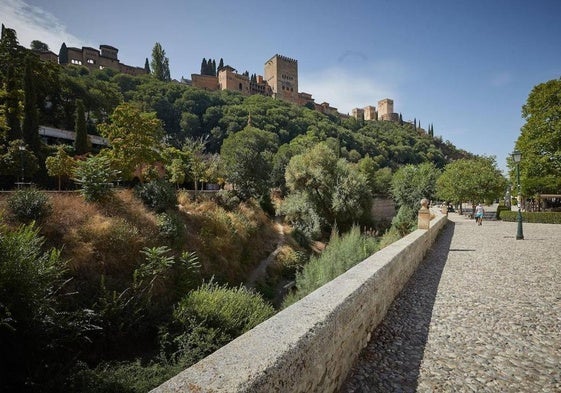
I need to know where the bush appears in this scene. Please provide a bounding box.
[213,190,241,210]
[498,210,561,224]
[391,205,417,236]
[0,223,96,391]
[282,226,378,308]
[174,281,275,339]
[135,179,177,213]
[7,188,52,223]
[157,212,184,242]
[74,155,119,202]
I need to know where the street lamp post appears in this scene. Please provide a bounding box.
[511,150,524,240]
[18,145,26,188]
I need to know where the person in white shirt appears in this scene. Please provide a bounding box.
[475,203,484,225]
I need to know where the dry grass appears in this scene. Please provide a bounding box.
[2,189,282,290]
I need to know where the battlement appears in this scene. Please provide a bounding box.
[267,53,297,64]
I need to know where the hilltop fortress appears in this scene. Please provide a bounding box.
[32,38,402,123]
[191,54,401,122]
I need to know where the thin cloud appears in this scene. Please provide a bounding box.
[0,0,90,51]
[299,66,401,114]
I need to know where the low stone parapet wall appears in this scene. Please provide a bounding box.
[151,211,448,393]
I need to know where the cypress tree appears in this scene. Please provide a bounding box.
[58,42,68,64]
[201,58,207,75]
[218,58,224,71]
[150,42,170,82]
[5,63,21,141]
[212,59,216,76]
[144,57,150,74]
[74,99,89,155]
[22,56,40,154]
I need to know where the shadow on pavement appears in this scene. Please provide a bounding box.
[339,221,456,393]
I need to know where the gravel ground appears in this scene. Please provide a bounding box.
[340,213,561,393]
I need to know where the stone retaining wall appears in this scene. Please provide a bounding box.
[151,211,448,393]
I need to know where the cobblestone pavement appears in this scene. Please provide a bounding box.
[340,213,561,392]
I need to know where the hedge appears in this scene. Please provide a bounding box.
[499,210,561,224]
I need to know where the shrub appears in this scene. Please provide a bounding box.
[213,189,241,210]
[174,281,275,339]
[282,226,378,308]
[0,223,96,391]
[7,188,52,223]
[391,205,416,236]
[135,179,177,213]
[499,210,561,224]
[157,212,184,242]
[74,155,119,202]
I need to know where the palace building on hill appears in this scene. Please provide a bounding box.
[35,42,147,76]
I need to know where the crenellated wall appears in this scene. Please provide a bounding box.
[151,211,447,393]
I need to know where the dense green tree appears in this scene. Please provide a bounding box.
[58,42,68,64]
[4,63,22,141]
[98,103,164,182]
[220,125,278,200]
[0,139,39,181]
[30,40,49,51]
[515,78,561,195]
[22,56,41,154]
[390,162,440,216]
[144,57,150,74]
[151,42,171,82]
[73,99,90,154]
[283,143,372,237]
[436,157,506,212]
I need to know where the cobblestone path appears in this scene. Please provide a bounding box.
[340,213,561,392]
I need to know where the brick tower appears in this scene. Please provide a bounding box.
[264,54,298,104]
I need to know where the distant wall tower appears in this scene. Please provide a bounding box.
[377,98,393,118]
[264,54,298,104]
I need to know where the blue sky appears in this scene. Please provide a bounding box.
[2,0,561,172]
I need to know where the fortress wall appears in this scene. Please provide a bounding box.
[152,211,447,393]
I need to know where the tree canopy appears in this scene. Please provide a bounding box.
[515,78,561,195]
[436,157,506,208]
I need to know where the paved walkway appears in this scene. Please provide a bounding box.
[340,213,561,392]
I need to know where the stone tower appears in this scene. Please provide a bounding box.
[264,54,298,104]
[377,98,394,119]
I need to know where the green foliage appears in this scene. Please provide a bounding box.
[74,154,119,202]
[283,143,373,237]
[135,179,177,213]
[515,78,561,195]
[498,210,561,224]
[7,187,52,223]
[174,281,275,339]
[0,223,97,391]
[150,42,171,82]
[390,205,417,236]
[74,99,90,154]
[0,139,39,179]
[391,162,439,211]
[45,144,76,190]
[98,103,164,182]
[437,157,506,206]
[220,125,278,200]
[157,211,185,242]
[282,226,378,307]
[213,189,241,210]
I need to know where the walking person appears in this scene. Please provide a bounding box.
[475,203,484,225]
